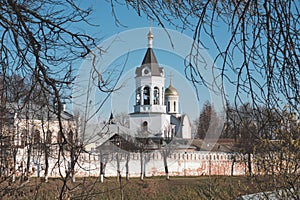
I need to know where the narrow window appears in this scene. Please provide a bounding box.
[136,87,141,105]
[162,87,164,105]
[153,87,159,105]
[143,86,150,105]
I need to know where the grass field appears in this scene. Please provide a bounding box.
[0,175,274,200]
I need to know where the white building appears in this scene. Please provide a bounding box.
[129,29,191,139]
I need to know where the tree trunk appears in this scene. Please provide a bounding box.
[140,151,144,180]
[100,152,104,183]
[71,169,76,183]
[12,149,17,183]
[247,152,252,176]
[116,153,121,181]
[162,151,169,180]
[231,160,235,176]
[100,163,104,183]
[44,145,49,182]
[117,153,123,200]
[26,144,32,182]
[125,152,129,181]
[70,146,76,183]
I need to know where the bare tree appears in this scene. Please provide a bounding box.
[0,1,112,199]
[161,147,170,180]
[114,4,300,181]
[121,1,299,111]
[0,0,299,198]
[114,112,130,128]
[111,1,299,194]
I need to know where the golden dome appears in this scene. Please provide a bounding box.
[165,84,178,96]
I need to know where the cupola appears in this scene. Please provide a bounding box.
[165,80,180,116]
[165,84,178,96]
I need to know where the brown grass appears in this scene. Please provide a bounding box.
[0,175,277,200]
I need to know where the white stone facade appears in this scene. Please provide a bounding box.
[129,113,171,136]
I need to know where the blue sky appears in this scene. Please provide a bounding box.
[72,1,238,123]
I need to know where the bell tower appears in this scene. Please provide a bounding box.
[129,28,191,139]
[133,28,166,114]
[129,28,171,136]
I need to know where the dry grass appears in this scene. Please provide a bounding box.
[0,175,276,200]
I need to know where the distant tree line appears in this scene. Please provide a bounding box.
[195,101,299,142]
[195,101,300,176]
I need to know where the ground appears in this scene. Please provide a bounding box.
[0,175,278,200]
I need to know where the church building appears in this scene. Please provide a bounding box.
[129,29,191,139]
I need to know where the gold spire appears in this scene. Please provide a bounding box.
[147,26,153,48]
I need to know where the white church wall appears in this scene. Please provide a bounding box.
[129,113,171,135]
[170,115,181,137]
[136,76,165,89]
[14,118,75,146]
[165,95,179,114]
[181,115,192,139]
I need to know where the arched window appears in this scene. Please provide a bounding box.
[153,87,159,105]
[136,87,141,105]
[162,87,164,105]
[143,86,150,105]
[174,101,176,112]
[167,101,170,112]
[142,121,148,132]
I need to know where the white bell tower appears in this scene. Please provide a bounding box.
[128,28,192,139]
[129,28,170,136]
[133,28,166,114]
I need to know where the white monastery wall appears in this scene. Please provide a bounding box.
[19,151,250,178]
